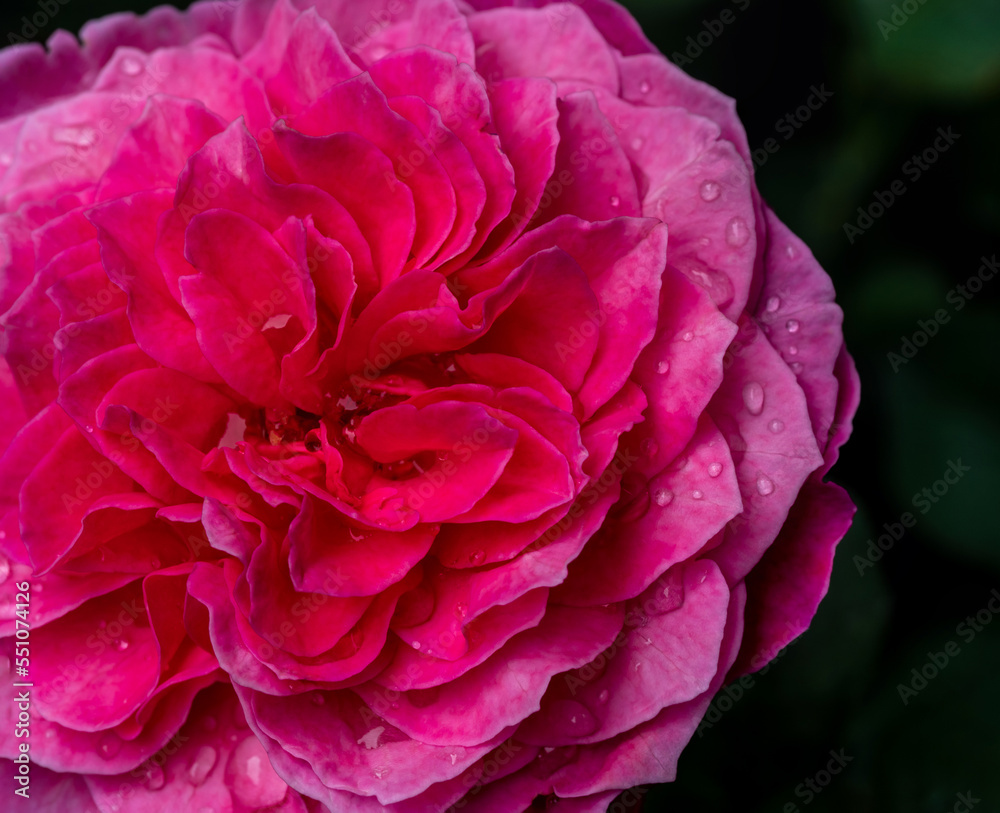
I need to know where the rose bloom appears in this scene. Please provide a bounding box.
[0,0,858,811]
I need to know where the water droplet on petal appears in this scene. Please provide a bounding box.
[742,381,764,415]
[121,57,143,76]
[311,693,325,706]
[785,244,798,260]
[681,331,694,342]
[188,745,217,786]
[765,296,781,313]
[707,462,722,478]
[85,426,94,433]
[692,490,703,500]
[149,557,160,570]
[227,736,288,808]
[112,638,129,652]
[144,765,165,791]
[788,345,798,356]
[656,360,669,375]
[790,362,804,374]
[725,217,750,248]
[450,752,458,765]
[97,731,122,759]
[373,766,391,779]
[768,419,785,434]
[631,137,644,150]
[468,549,485,565]
[699,180,721,202]
[756,475,775,496]
[653,488,673,507]
[0,555,9,584]
[411,640,421,650]
[640,438,659,457]
[639,80,651,94]
[598,689,609,704]
[786,319,800,334]
[609,195,620,208]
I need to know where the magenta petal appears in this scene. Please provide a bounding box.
[555,414,741,606]
[96,95,226,201]
[262,7,361,113]
[88,190,222,383]
[468,5,619,94]
[288,496,437,596]
[733,480,856,676]
[524,560,729,746]
[32,582,159,731]
[355,604,624,745]
[243,686,513,805]
[708,323,825,585]
[549,584,746,797]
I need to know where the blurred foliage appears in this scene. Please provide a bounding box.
[0,0,998,809]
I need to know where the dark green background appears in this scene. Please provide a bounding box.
[2,0,998,810]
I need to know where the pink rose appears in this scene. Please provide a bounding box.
[0,0,859,810]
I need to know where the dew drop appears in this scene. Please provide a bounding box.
[640,437,659,457]
[765,296,781,313]
[653,488,673,507]
[454,601,468,619]
[725,217,750,248]
[790,362,804,374]
[768,419,784,434]
[692,490,703,500]
[227,736,288,808]
[112,638,129,652]
[785,319,800,334]
[597,689,609,704]
[121,57,143,76]
[411,640,421,650]
[784,244,798,260]
[639,80,651,94]
[144,765,165,791]
[97,731,122,759]
[631,137,644,151]
[699,180,721,202]
[742,381,764,415]
[707,462,722,478]
[681,331,694,342]
[187,745,217,787]
[0,554,9,584]
[788,345,798,356]
[609,195,621,208]
[149,557,160,570]
[450,752,458,765]
[85,426,94,433]
[756,475,775,496]
[468,549,485,565]
[311,693,325,706]
[656,360,669,375]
